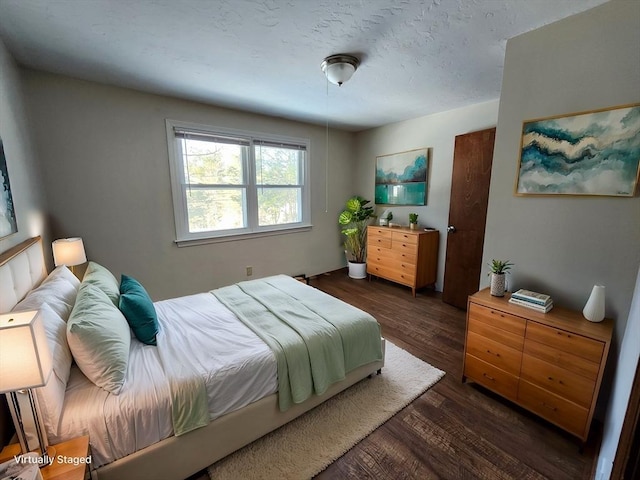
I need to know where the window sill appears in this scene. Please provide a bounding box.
[175,225,313,248]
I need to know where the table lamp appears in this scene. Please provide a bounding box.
[0,310,54,464]
[52,237,87,276]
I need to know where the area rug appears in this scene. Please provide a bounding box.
[208,341,445,480]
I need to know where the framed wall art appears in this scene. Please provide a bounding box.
[375,148,428,205]
[516,103,640,197]
[0,138,18,239]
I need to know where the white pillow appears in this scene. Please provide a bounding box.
[33,303,73,438]
[67,283,130,395]
[45,265,81,290]
[14,267,79,321]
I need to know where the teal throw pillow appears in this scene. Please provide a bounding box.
[119,274,158,346]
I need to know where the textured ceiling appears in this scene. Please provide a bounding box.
[0,0,608,131]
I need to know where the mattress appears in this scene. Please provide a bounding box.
[54,293,277,467]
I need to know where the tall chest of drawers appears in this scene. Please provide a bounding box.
[366,226,439,296]
[463,288,613,442]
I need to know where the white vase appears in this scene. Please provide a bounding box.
[583,285,605,322]
[348,261,367,279]
[490,273,506,297]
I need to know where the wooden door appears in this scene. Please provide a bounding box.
[442,128,496,309]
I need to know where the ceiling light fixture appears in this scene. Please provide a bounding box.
[321,54,360,86]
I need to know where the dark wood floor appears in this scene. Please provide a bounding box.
[190,270,599,480]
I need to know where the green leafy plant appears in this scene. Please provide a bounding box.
[338,196,375,263]
[386,211,393,221]
[488,259,513,275]
[409,213,419,224]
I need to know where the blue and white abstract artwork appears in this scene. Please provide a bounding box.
[516,104,640,196]
[0,138,18,239]
[375,148,428,205]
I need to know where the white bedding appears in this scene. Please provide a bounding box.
[54,293,277,467]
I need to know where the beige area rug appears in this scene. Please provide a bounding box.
[208,342,445,480]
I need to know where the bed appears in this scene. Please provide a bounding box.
[0,237,385,480]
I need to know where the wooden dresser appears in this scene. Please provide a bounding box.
[366,226,439,296]
[463,288,613,442]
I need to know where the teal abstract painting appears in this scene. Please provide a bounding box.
[375,148,428,205]
[517,104,640,196]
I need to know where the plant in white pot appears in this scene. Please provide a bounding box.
[338,196,375,279]
[488,259,513,296]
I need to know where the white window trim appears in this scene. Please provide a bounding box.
[166,119,312,247]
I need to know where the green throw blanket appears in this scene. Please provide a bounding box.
[212,275,383,411]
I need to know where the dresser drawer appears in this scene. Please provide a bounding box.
[520,354,595,408]
[391,230,418,245]
[518,380,589,437]
[367,263,415,286]
[526,322,604,364]
[468,315,525,351]
[468,303,526,337]
[465,331,523,376]
[367,248,417,266]
[368,235,392,249]
[368,227,392,239]
[394,240,419,256]
[464,355,519,399]
[367,247,396,264]
[387,250,417,265]
[524,339,599,381]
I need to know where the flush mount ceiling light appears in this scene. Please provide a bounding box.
[321,54,360,86]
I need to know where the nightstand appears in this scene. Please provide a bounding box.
[0,435,90,480]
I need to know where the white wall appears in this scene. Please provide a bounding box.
[484,1,640,343]
[24,71,355,300]
[354,100,499,291]
[484,2,640,475]
[597,265,640,479]
[0,38,49,255]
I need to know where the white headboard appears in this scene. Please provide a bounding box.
[0,237,47,314]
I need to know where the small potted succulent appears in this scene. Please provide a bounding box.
[488,259,513,296]
[408,213,419,230]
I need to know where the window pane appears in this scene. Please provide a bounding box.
[183,139,245,184]
[257,188,301,226]
[186,188,246,232]
[255,145,300,185]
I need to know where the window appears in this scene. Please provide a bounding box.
[166,120,310,245]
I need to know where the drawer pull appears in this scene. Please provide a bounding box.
[486,349,501,358]
[490,310,506,318]
[547,376,565,385]
[541,402,558,412]
[556,331,572,339]
[482,373,495,381]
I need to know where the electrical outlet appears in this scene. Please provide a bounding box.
[246,266,253,276]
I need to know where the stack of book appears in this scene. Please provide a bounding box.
[509,289,553,313]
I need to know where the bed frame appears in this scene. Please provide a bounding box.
[0,237,386,480]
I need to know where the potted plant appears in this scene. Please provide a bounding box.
[488,259,513,296]
[338,196,375,279]
[409,213,419,230]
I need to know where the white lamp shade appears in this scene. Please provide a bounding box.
[324,62,356,85]
[52,237,87,267]
[583,285,606,323]
[0,310,53,393]
[321,54,359,86]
